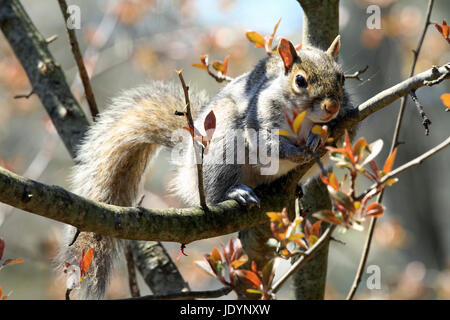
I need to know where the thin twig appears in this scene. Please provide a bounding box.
[424,65,450,86]
[344,65,369,81]
[123,286,232,300]
[125,246,140,298]
[176,69,207,208]
[346,0,435,300]
[356,137,450,202]
[68,228,80,246]
[57,0,99,119]
[206,67,233,83]
[410,91,432,135]
[271,224,336,294]
[14,90,34,99]
[45,34,58,44]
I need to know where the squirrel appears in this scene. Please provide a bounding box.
[58,35,353,299]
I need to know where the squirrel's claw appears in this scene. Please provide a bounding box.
[306,131,321,153]
[226,184,260,208]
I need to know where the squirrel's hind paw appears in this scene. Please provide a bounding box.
[226,184,260,208]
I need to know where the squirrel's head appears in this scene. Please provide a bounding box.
[278,36,344,124]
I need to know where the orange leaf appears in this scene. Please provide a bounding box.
[435,20,450,43]
[210,247,222,262]
[192,63,207,70]
[2,258,24,267]
[343,130,354,163]
[366,202,385,218]
[236,270,261,288]
[80,248,94,276]
[212,61,225,73]
[328,172,339,191]
[440,93,450,108]
[200,55,208,65]
[231,254,248,269]
[246,31,265,48]
[352,137,368,162]
[292,111,307,134]
[271,18,281,41]
[382,148,397,174]
[222,55,230,75]
[266,211,283,222]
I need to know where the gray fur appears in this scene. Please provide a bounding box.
[59,43,353,299]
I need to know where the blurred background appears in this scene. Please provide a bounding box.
[0,0,449,299]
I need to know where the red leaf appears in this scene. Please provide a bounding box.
[311,221,322,237]
[204,110,216,132]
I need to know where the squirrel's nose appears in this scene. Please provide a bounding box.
[322,99,340,115]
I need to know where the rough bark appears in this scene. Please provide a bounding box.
[0,0,187,296]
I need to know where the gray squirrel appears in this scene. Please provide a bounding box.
[58,36,352,299]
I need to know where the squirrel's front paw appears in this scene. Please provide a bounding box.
[306,131,322,153]
[226,184,260,208]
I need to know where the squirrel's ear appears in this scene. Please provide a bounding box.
[278,38,299,75]
[327,35,341,60]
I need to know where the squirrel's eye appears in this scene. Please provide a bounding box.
[295,75,308,88]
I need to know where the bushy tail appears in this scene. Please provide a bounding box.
[57,81,209,299]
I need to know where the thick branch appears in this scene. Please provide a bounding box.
[356,63,450,122]
[0,0,89,159]
[0,64,447,244]
[297,0,339,49]
[0,165,289,243]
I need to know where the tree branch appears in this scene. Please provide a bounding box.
[356,137,450,201]
[57,0,99,119]
[346,0,436,300]
[0,63,447,243]
[0,0,188,297]
[0,0,90,159]
[272,225,336,294]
